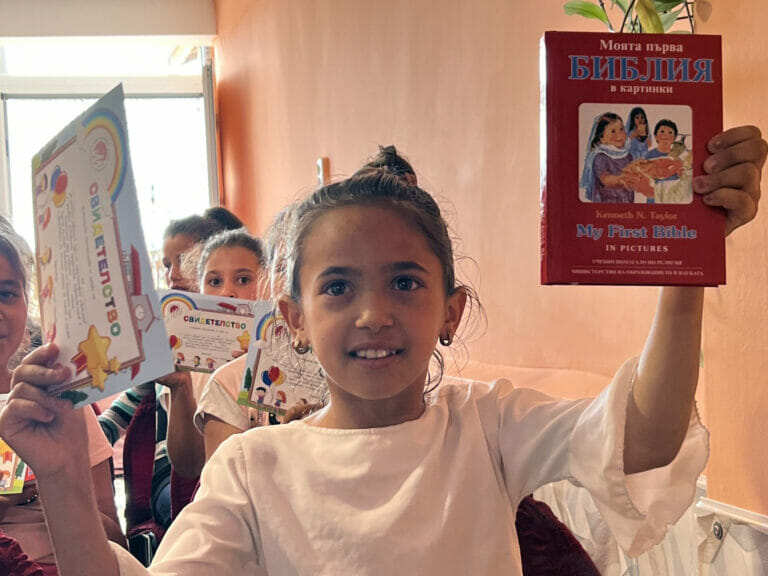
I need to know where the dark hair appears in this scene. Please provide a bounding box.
[627,107,649,142]
[203,206,246,231]
[353,145,417,182]
[653,118,678,137]
[590,112,623,149]
[274,150,484,392]
[281,171,457,302]
[197,228,266,283]
[165,214,223,243]
[166,207,245,242]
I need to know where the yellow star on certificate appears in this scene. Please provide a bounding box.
[108,357,122,374]
[77,325,112,391]
[91,367,109,391]
[237,330,251,351]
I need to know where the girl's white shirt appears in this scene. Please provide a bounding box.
[193,354,249,433]
[113,357,708,575]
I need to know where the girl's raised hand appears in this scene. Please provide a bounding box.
[0,343,89,482]
[694,125,768,236]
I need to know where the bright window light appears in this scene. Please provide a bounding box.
[5,96,212,287]
[1,41,201,77]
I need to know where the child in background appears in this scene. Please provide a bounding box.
[161,207,246,290]
[0,127,765,576]
[98,208,243,527]
[0,215,124,575]
[195,229,266,301]
[178,229,271,464]
[157,220,261,483]
[160,214,225,292]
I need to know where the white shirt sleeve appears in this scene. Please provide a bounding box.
[194,376,251,433]
[569,358,708,557]
[484,357,707,558]
[194,356,250,433]
[112,543,151,575]
[113,436,267,575]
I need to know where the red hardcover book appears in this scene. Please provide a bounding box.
[540,31,724,285]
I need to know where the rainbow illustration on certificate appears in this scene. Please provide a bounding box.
[31,85,173,406]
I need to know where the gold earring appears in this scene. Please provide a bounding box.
[292,338,311,355]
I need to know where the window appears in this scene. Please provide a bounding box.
[0,40,216,288]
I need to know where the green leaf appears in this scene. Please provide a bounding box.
[635,0,665,33]
[611,0,630,12]
[563,1,611,24]
[661,7,683,30]
[653,0,686,11]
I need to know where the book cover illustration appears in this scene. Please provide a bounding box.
[540,31,724,285]
[0,395,28,495]
[0,439,28,495]
[237,301,327,424]
[31,85,174,406]
[160,290,256,373]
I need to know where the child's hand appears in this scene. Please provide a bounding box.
[281,399,324,424]
[0,344,89,482]
[0,482,38,522]
[621,171,654,198]
[156,368,192,392]
[694,126,767,236]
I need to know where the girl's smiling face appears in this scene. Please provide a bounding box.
[279,204,465,427]
[601,119,627,148]
[201,245,265,300]
[0,254,28,372]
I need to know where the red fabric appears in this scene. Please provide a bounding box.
[515,495,600,576]
[0,530,45,576]
[169,471,199,521]
[122,390,164,542]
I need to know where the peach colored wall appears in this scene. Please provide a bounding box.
[213,0,768,512]
[698,2,768,515]
[213,0,658,386]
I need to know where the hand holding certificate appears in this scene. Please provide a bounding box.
[31,85,173,406]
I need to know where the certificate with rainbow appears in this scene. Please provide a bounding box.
[160,290,256,373]
[237,301,328,422]
[31,85,173,406]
